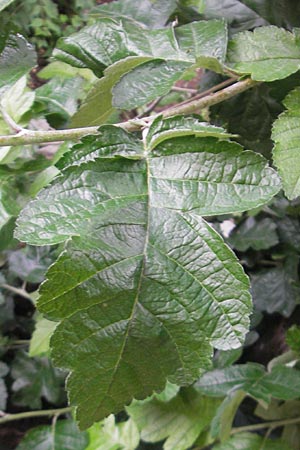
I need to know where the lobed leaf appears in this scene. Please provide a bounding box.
[15,120,281,428]
[272,87,300,200]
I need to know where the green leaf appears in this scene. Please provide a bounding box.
[11,351,66,409]
[0,361,9,410]
[112,60,190,110]
[210,390,245,442]
[213,432,292,450]
[71,56,152,127]
[91,0,178,29]
[86,416,139,450]
[195,363,300,404]
[251,255,300,317]
[0,0,16,11]
[228,217,279,251]
[15,121,281,429]
[127,388,221,450]
[241,0,300,28]
[54,18,227,109]
[286,325,300,354]
[226,26,300,81]
[16,419,88,450]
[0,34,36,89]
[272,87,300,200]
[29,315,57,357]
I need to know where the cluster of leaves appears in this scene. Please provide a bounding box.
[1,0,300,449]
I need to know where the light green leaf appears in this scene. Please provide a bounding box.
[228,217,279,251]
[15,120,281,429]
[195,363,300,404]
[0,34,36,89]
[226,26,300,81]
[210,391,246,441]
[1,75,35,123]
[71,56,152,127]
[86,416,139,450]
[0,0,16,11]
[29,315,57,357]
[213,432,292,450]
[127,388,221,450]
[91,0,178,29]
[16,419,88,450]
[272,87,300,200]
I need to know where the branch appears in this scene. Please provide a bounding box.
[0,407,73,425]
[231,416,300,435]
[0,78,258,147]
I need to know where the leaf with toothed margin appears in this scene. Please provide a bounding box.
[15,117,281,429]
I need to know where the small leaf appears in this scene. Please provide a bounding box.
[272,87,300,200]
[86,416,139,450]
[226,26,300,81]
[228,217,279,251]
[251,255,300,317]
[29,315,57,357]
[195,363,300,404]
[11,351,66,409]
[16,419,88,450]
[127,388,221,450]
[210,390,245,441]
[0,34,36,89]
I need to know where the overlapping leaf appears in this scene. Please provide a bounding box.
[226,26,300,81]
[0,34,36,88]
[195,363,300,404]
[54,18,227,121]
[272,87,300,200]
[15,117,281,428]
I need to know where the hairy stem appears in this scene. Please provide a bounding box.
[231,416,300,435]
[0,78,258,147]
[0,407,73,425]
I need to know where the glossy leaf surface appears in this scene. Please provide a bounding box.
[15,119,281,428]
[272,87,300,200]
[0,34,36,88]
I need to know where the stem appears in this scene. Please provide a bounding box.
[0,107,23,133]
[1,283,33,301]
[0,78,258,147]
[0,407,73,425]
[231,416,300,435]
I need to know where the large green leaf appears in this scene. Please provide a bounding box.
[226,26,300,81]
[15,118,280,429]
[272,87,300,200]
[127,388,221,450]
[195,363,300,404]
[16,419,88,450]
[0,34,36,88]
[54,18,227,113]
